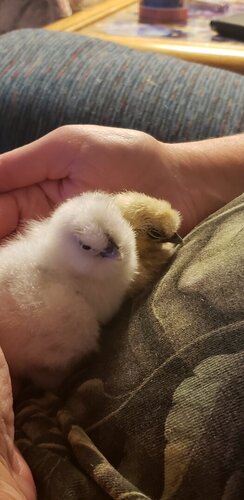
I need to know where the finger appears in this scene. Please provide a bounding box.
[0,348,15,474]
[0,351,36,500]
[0,129,73,193]
[0,194,19,240]
[0,185,55,240]
[12,448,37,500]
[0,455,36,500]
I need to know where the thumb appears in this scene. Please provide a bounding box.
[0,128,73,193]
[0,194,19,239]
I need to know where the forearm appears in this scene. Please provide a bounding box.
[162,134,244,234]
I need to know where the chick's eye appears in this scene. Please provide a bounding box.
[147,228,165,241]
[78,240,91,251]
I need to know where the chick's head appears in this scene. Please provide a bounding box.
[48,191,137,282]
[114,191,182,293]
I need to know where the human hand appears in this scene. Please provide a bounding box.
[0,125,243,239]
[0,125,192,238]
[0,347,36,500]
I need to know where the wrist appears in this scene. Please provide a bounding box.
[152,139,200,235]
[162,135,244,234]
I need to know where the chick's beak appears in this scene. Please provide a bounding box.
[169,233,183,246]
[99,238,120,259]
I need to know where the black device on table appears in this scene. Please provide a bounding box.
[210,13,244,41]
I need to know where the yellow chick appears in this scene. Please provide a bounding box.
[114,191,182,294]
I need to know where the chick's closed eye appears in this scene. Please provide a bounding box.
[146,227,182,245]
[81,243,92,251]
[147,227,166,241]
[77,234,120,259]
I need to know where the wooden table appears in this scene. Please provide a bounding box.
[46,0,244,74]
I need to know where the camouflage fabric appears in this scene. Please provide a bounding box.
[15,194,244,500]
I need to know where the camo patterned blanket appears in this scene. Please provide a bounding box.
[15,194,244,500]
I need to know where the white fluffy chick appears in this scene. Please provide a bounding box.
[0,192,137,390]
